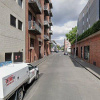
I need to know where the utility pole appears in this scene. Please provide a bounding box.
[74,32,77,58]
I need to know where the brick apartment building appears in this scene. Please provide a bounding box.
[0,0,53,63]
[0,0,26,62]
[25,0,53,63]
[72,0,100,67]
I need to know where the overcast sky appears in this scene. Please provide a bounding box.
[51,0,88,46]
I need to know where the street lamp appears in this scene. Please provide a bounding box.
[74,31,78,58]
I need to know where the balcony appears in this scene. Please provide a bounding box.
[28,21,42,35]
[49,40,53,44]
[44,20,50,28]
[49,10,53,17]
[28,0,42,14]
[49,30,53,35]
[44,5,49,16]
[44,35,49,41]
[49,1,53,9]
[45,0,49,3]
[49,20,53,26]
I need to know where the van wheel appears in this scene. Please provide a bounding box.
[17,88,24,100]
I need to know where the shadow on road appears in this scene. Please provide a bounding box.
[69,56,84,68]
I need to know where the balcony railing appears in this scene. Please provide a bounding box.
[45,0,49,3]
[44,20,50,28]
[49,1,53,9]
[44,5,49,16]
[28,21,41,35]
[49,19,53,26]
[44,35,49,41]
[49,30,53,35]
[49,10,53,17]
[28,0,42,14]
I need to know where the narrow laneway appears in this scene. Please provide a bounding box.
[24,52,100,100]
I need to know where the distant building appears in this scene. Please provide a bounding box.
[64,39,71,53]
[51,40,58,52]
[78,0,99,35]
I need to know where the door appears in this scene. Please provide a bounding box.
[39,46,41,59]
[81,47,83,58]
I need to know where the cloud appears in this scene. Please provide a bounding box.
[52,21,77,35]
[52,0,88,25]
[51,0,88,45]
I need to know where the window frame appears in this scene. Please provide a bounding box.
[18,20,23,31]
[18,0,23,8]
[10,15,16,27]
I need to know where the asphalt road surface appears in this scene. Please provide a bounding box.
[24,52,100,100]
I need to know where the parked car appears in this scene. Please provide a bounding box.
[56,51,59,53]
[64,52,68,55]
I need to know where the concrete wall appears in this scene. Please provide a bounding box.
[0,0,25,62]
[72,31,100,67]
[78,0,99,35]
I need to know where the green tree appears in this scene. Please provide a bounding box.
[65,26,77,44]
[57,45,60,50]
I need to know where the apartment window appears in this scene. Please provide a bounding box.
[18,0,23,8]
[10,15,16,27]
[18,20,22,30]
[30,38,34,47]
[87,18,88,22]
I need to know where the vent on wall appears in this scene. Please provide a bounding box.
[93,62,96,66]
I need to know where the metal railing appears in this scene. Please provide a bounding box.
[44,5,49,11]
[44,20,49,25]
[44,35,49,40]
[49,30,53,34]
[29,0,42,13]
[28,21,42,34]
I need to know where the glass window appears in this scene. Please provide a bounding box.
[18,0,23,8]
[28,64,35,71]
[10,15,16,27]
[18,20,22,30]
[84,46,90,60]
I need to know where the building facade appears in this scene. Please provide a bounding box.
[0,0,53,63]
[0,0,26,62]
[72,0,100,67]
[25,0,53,63]
[78,0,100,35]
[44,0,53,56]
[64,39,71,53]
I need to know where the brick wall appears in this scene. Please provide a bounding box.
[72,31,100,67]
